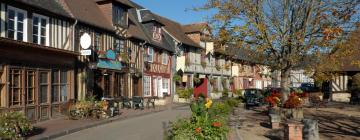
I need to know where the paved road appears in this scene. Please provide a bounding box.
[55,106,191,140]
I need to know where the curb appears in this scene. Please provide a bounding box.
[32,108,170,140]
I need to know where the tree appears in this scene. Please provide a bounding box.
[311,24,360,83]
[196,0,359,103]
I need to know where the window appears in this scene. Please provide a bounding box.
[162,78,169,95]
[39,71,49,103]
[94,32,102,51]
[7,6,27,41]
[114,39,125,53]
[144,76,151,97]
[51,70,68,102]
[32,14,49,45]
[162,52,168,65]
[152,25,162,41]
[9,69,22,106]
[147,47,154,62]
[113,5,127,27]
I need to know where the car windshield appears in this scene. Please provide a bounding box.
[245,89,262,96]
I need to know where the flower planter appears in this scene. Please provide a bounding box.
[269,114,281,129]
[284,121,304,140]
[301,97,310,106]
[268,107,281,115]
[281,108,304,120]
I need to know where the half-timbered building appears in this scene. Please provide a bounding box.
[62,0,134,100]
[128,5,176,104]
[0,0,76,122]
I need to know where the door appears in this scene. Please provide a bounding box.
[38,71,50,120]
[153,77,157,96]
[25,70,36,121]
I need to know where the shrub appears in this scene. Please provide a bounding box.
[173,74,182,83]
[168,97,229,139]
[222,88,229,97]
[225,98,240,108]
[177,88,193,99]
[0,111,33,139]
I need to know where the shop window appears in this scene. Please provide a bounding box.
[144,76,151,97]
[9,69,22,106]
[32,14,49,46]
[7,6,27,41]
[114,74,124,97]
[51,70,68,102]
[39,71,49,104]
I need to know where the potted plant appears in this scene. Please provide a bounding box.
[215,64,222,71]
[173,74,182,84]
[97,50,107,59]
[282,93,304,120]
[201,61,207,68]
[120,52,129,63]
[144,62,151,70]
[193,77,201,85]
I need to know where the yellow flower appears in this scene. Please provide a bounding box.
[205,99,213,109]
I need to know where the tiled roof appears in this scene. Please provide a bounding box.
[128,8,175,53]
[13,0,72,18]
[128,12,147,41]
[63,0,114,31]
[154,15,202,49]
[182,23,208,33]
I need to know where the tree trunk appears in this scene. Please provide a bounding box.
[280,69,291,104]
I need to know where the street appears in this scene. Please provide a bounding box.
[55,106,191,140]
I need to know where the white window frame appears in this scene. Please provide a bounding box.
[162,52,168,65]
[143,76,151,97]
[7,6,27,41]
[162,78,169,94]
[152,25,162,41]
[32,13,49,46]
[147,47,154,62]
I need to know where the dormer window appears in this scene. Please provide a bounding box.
[113,5,127,27]
[152,25,162,42]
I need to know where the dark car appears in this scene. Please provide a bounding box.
[299,83,319,93]
[244,88,264,109]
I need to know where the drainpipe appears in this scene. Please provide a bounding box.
[71,19,79,100]
[172,41,182,104]
[140,41,148,97]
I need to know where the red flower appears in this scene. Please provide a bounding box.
[212,122,222,127]
[195,127,202,133]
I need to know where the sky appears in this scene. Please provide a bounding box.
[132,0,214,25]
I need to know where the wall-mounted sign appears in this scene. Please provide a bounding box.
[80,50,92,56]
[80,33,91,49]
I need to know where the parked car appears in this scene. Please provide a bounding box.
[299,83,319,93]
[244,88,264,109]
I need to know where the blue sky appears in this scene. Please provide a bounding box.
[132,0,213,25]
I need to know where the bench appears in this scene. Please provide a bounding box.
[121,96,132,109]
[132,96,144,110]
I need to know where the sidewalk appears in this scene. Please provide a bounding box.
[27,103,188,140]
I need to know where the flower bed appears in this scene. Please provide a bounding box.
[167,97,241,139]
[0,111,33,140]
